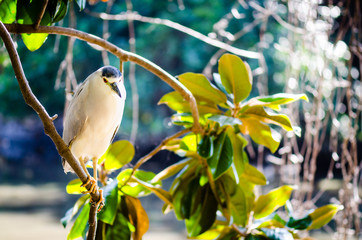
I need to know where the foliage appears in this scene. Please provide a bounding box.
[62,54,340,239]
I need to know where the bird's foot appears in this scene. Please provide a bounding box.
[81,177,98,194]
[90,189,104,212]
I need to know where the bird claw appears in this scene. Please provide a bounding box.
[81,177,98,194]
[90,189,104,212]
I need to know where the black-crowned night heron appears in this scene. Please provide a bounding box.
[62,66,126,205]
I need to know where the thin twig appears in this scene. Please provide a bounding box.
[86,10,260,59]
[4,23,202,133]
[0,21,100,239]
[33,0,49,29]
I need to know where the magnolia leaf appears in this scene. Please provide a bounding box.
[239,118,280,153]
[218,54,252,104]
[66,179,87,194]
[207,132,233,180]
[244,93,309,111]
[179,72,227,105]
[67,203,90,240]
[0,0,16,23]
[152,158,192,183]
[240,164,267,185]
[132,176,172,205]
[100,140,135,171]
[286,216,312,230]
[106,211,131,240]
[97,180,119,225]
[198,135,214,158]
[158,91,221,114]
[61,195,90,228]
[308,204,343,230]
[125,196,149,240]
[254,185,294,219]
[240,106,293,132]
[227,130,248,177]
[117,169,160,197]
[257,219,286,229]
[209,115,243,127]
[260,228,294,240]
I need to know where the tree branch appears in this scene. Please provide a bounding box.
[4,23,201,133]
[86,10,261,59]
[34,0,49,29]
[0,21,100,239]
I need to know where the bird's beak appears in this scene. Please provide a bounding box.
[110,82,122,98]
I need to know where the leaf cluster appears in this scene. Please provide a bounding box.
[62,54,339,239]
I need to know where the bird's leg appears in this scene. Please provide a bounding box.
[79,158,97,194]
[91,158,104,212]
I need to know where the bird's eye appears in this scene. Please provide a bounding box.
[103,78,108,83]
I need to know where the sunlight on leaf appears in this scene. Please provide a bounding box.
[66,179,87,194]
[100,140,135,171]
[308,204,343,230]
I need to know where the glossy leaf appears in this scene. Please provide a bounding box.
[180,133,198,152]
[185,185,218,237]
[179,72,227,105]
[0,0,16,23]
[117,169,160,197]
[132,176,173,205]
[240,106,293,132]
[66,179,87,194]
[240,164,267,185]
[198,135,214,158]
[207,131,233,180]
[52,0,68,23]
[227,130,248,177]
[254,185,294,219]
[218,54,252,104]
[244,93,309,111]
[245,234,268,240]
[257,219,286,229]
[308,204,342,230]
[158,91,221,114]
[239,118,280,153]
[152,158,192,182]
[286,216,312,230]
[209,115,243,127]
[106,211,131,240]
[100,140,135,170]
[75,0,86,10]
[260,228,294,240]
[67,203,90,240]
[61,195,89,228]
[125,196,149,240]
[98,179,118,225]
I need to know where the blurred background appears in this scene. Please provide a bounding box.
[0,0,361,239]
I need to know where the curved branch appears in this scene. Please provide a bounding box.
[86,10,261,59]
[0,22,100,238]
[4,23,201,132]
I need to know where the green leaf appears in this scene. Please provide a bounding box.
[61,195,89,228]
[209,115,243,127]
[219,174,248,226]
[239,118,280,153]
[257,219,286,229]
[67,203,90,240]
[218,54,252,104]
[245,93,309,111]
[97,179,118,225]
[308,204,343,230]
[185,184,218,237]
[75,0,86,10]
[240,164,267,185]
[227,131,248,177]
[207,131,233,179]
[180,133,198,152]
[16,0,52,51]
[159,91,221,115]
[125,196,149,240]
[117,169,160,197]
[66,179,87,194]
[100,140,135,170]
[52,0,68,23]
[178,72,227,105]
[286,215,312,230]
[254,185,294,219]
[152,158,192,182]
[106,211,131,240]
[198,134,214,158]
[260,228,294,240]
[240,106,293,132]
[0,0,16,23]
[132,176,173,205]
[245,234,268,240]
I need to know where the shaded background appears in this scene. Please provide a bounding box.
[0,0,361,239]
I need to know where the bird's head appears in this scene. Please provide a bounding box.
[97,66,124,98]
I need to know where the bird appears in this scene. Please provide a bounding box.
[62,66,126,206]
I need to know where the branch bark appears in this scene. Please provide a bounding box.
[0,21,100,239]
[4,23,201,133]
